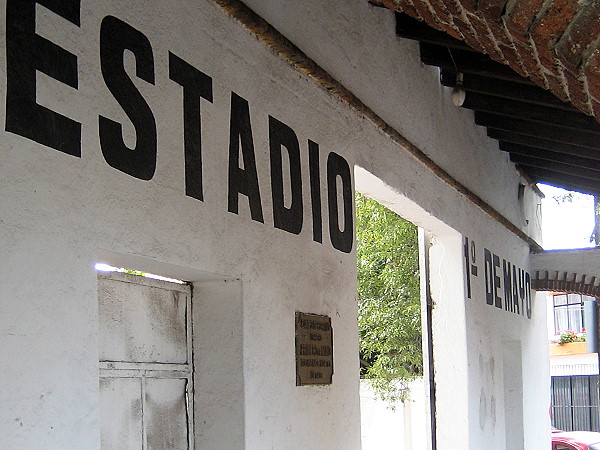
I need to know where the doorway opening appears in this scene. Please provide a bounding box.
[354,166,468,449]
[355,188,429,450]
[95,264,194,449]
[356,192,422,402]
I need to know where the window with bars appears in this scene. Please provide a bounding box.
[553,294,585,334]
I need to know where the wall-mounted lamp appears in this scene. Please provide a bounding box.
[451,72,466,107]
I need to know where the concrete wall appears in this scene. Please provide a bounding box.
[360,379,427,450]
[0,0,548,448]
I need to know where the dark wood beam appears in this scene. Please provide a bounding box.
[523,167,600,196]
[395,10,600,196]
[475,112,600,149]
[419,42,533,84]
[510,154,600,181]
[463,93,600,133]
[488,130,600,157]
[440,70,577,111]
[500,142,600,171]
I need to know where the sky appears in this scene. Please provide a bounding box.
[538,184,596,250]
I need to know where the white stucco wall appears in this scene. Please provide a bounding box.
[243,0,542,240]
[533,247,600,279]
[360,378,427,450]
[0,0,548,448]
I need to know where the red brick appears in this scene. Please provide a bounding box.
[450,14,486,52]
[467,14,504,61]
[584,46,600,75]
[530,0,580,63]
[443,0,474,23]
[506,29,529,45]
[564,73,593,114]
[586,72,600,101]
[505,0,546,35]
[436,21,464,40]
[445,26,465,41]
[411,1,441,27]
[536,50,556,74]
[441,0,462,17]
[456,0,478,15]
[380,0,416,19]
[591,99,600,119]
[460,31,487,53]
[544,72,570,102]
[496,41,523,68]
[392,1,423,21]
[517,55,540,79]
[541,54,574,83]
[555,4,600,71]
[477,0,510,22]
[512,43,550,87]
[523,65,547,87]
[487,27,529,73]
[508,59,528,79]
[485,18,530,70]
[424,5,459,33]
[450,13,475,35]
[512,40,536,68]
[427,0,454,26]
[485,13,512,42]
[584,45,600,102]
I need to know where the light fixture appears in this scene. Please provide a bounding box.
[451,72,466,107]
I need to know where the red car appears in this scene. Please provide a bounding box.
[552,429,600,450]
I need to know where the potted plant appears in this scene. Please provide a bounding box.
[549,329,587,356]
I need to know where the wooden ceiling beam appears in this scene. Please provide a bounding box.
[488,130,600,155]
[475,112,600,149]
[463,93,600,133]
[522,167,600,196]
[419,42,533,84]
[500,143,600,171]
[395,11,600,195]
[440,70,577,111]
[510,154,600,181]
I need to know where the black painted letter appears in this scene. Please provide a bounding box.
[492,253,502,308]
[269,116,302,234]
[518,269,526,315]
[525,272,532,319]
[309,140,322,243]
[484,248,494,305]
[512,265,520,314]
[502,260,513,312]
[99,16,156,180]
[5,0,81,155]
[327,152,353,253]
[169,52,213,200]
[227,93,263,222]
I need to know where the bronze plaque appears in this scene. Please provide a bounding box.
[295,312,333,385]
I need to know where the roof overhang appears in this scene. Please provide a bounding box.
[532,248,600,295]
[372,1,600,196]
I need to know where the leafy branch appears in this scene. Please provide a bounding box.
[356,193,422,405]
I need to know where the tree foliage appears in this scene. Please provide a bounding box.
[356,193,422,404]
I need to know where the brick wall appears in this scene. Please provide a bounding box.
[373,0,600,123]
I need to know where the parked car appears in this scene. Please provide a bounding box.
[552,429,600,449]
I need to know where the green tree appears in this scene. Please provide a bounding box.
[356,193,422,404]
